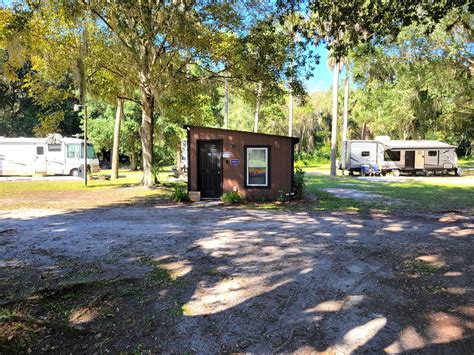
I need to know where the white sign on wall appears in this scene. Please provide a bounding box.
[181,139,188,168]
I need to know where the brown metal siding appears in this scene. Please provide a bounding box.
[188,126,295,200]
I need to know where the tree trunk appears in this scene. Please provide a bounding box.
[342,65,350,142]
[130,147,137,170]
[111,97,124,179]
[139,86,155,186]
[288,92,293,137]
[330,61,340,176]
[224,79,229,129]
[361,122,366,139]
[254,82,262,133]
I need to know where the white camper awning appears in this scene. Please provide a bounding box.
[385,140,455,150]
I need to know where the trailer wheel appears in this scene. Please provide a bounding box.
[70,168,79,177]
[349,171,354,176]
[392,169,400,177]
[456,168,463,177]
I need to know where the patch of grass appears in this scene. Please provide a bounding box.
[458,158,474,169]
[404,259,439,275]
[169,303,190,317]
[119,286,141,297]
[0,167,181,209]
[140,257,174,287]
[205,268,221,276]
[303,171,474,212]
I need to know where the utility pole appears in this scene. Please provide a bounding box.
[81,1,89,186]
[224,79,229,129]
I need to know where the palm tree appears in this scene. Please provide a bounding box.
[328,53,341,176]
[342,61,350,142]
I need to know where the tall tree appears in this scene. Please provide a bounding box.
[330,60,340,175]
[342,62,350,142]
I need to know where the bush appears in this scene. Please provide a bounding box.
[293,166,305,199]
[277,189,287,203]
[221,191,243,204]
[170,186,189,202]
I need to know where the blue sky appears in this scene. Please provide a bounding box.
[304,44,332,92]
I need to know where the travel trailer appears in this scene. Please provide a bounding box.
[382,140,461,176]
[0,134,100,176]
[340,139,462,176]
[340,140,386,175]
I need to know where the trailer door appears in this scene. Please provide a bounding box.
[34,145,47,174]
[46,143,65,175]
[415,150,424,169]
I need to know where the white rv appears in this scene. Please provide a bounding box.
[382,140,461,176]
[340,140,386,175]
[340,139,461,176]
[0,134,100,176]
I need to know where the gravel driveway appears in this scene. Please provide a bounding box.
[1,205,473,353]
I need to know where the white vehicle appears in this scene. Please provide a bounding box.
[340,140,385,175]
[0,134,100,176]
[340,139,461,176]
[382,140,461,176]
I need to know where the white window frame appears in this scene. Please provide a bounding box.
[246,147,269,187]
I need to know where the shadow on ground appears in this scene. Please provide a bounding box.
[0,194,473,353]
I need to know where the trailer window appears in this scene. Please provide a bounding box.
[67,144,81,158]
[428,151,437,157]
[36,147,44,155]
[86,144,97,159]
[361,151,370,157]
[48,144,61,152]
[246,147,269,187]
[384,150,401,161]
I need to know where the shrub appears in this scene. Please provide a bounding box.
[170,186,189,202]
[293,166,306,199]
[221,191,243,204]
[277,189,287,203]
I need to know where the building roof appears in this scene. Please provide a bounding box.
[384,140,455,150]
[185,125,299,143]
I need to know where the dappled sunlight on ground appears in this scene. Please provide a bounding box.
[0,205,472,352]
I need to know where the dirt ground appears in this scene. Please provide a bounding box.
[1,204,473,353]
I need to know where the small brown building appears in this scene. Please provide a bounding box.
[186,126,299,200]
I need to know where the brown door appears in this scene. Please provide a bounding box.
[198,140,222,198]
[405,151,415,169]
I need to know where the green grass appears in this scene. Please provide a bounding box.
[0,167,184,209]
[0,167,176,197]
[459,158,474,169]
[404,259,439,275]
[303,171,474,212]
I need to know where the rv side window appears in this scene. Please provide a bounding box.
[48,144,61,152]
[36,147,44,155]
[361,151,370,157]
[428,151,437,157]
[384,150,401,161]
[67,144,81,158]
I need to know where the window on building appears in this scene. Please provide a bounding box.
[361,151,370,157]
[246,147,269,187]
[36,147,44,155]
[384,150,401,161]
[48,144,61,152]
[428,151,437,157]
